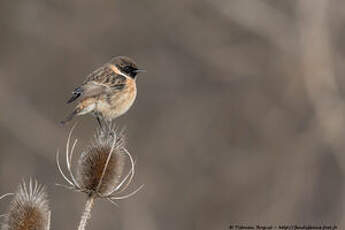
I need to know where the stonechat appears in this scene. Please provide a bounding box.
[61,56,144,126]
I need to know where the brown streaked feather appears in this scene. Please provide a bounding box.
[83,65,127,88]
[83,65,112,84]
[73,65,127,102]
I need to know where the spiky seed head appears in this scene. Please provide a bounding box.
[1,180,50,230]
[76,125,126,196]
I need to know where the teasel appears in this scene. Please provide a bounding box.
[1,180,51,230]
[56,123,143,230]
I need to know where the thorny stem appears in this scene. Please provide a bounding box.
[78,193,96,230]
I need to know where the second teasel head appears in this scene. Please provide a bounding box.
[1,180,50,230]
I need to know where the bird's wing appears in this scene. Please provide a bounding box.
[83,65,127,90]
[66,65,127,103]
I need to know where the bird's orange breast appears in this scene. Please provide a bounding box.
[96,78,137,120]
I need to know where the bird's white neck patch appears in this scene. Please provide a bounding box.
[107,64,129,78]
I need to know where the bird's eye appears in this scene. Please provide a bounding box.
[123,66,132,73]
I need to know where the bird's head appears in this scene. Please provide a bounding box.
[110,56,145,79]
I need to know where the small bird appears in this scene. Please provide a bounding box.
[61,56,144,127]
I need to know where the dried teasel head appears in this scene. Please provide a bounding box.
[1,180,51,230]
[57,123,143,205]
[76,124,126,196]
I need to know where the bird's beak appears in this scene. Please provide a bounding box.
[134,69,146,73]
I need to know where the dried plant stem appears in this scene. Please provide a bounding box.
[78,194,96,230]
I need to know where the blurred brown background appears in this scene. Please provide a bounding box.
[0,0,344,229]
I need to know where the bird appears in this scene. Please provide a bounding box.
[61,56,144,127]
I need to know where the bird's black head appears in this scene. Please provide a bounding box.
[110,56,144,79]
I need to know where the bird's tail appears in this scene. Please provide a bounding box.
[60,109,79,125]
